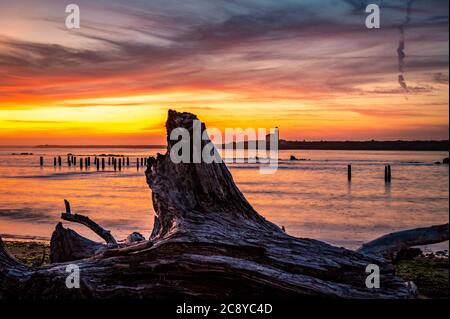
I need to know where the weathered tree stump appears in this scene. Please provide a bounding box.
[2,110,445,299]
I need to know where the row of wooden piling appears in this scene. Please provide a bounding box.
[40,156,393,181]
[347,164,392,183]
[384,165,392,183]
[39,156,149,170]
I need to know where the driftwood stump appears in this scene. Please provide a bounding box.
[2,110,446,299]
[50,222,105,263]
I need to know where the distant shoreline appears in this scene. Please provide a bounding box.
[226,140,449,151]
[0,140,448,151]
[277,140,449,151]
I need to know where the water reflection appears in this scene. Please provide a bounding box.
[0,148,448,251]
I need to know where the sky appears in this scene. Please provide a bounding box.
[0,0,448,145]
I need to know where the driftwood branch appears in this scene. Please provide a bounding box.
[64,199,71,214]
[60,200,117,245]
[358,223,449,260]
[32,247,47,268]
[51,201,145,262]
[0,110,421,299]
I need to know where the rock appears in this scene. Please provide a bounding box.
[394,247,422,262]
[126,232,145,244]
[434,161,441,165]
[443,158,449,165]
[290,155,298,161]
[435,250,447,257]
[404,281,418,296]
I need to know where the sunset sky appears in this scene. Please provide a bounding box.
[0,0,448,145]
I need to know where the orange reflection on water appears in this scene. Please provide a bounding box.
[0,148,448,251]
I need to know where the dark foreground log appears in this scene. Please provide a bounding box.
[358,223,449,260]
[0,110,422,299]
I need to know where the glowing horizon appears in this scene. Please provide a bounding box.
[0,0,448,145]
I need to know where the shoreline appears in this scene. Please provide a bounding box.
[3,240,50,267]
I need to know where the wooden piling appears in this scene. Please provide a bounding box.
[347,165,351,181]
[114,158,117,171]
[85,157,88,168]
[58,156,62,166]
[127,157,129,166]
[137,158,139,169]
[97,159,100,170]
[54,157,56,166]
[388,165,392,182]
[73,157,77,165]
[80,158,83,169]
[384,166,388,183]
[108,157,111,166]
[102,158,105,170]
[118,159,122,171]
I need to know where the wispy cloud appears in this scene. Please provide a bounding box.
[0,0,448,143]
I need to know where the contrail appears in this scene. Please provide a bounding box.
[397,33,406,73]
[397,0,415,91]
[398,75,408,90]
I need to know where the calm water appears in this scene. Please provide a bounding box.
[0,147,448,251]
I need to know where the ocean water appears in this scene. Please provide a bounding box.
[0,147,448,251]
